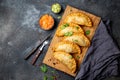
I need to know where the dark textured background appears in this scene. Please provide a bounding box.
[0,0,120,80]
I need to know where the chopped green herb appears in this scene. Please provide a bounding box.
[43,75,47,80]
[57,16,62,19]
[64,32,73,36]
[60,25,66,30]
[74,39,78,42]
[63,23,69,27]
[50,76,55,80]
[69,32,73,36]
[85,30,90,35]
[40,64,48,73]
[60,23,69,30]
[75,26,79,30]
[76,56,80,59]
[69,55,73,59]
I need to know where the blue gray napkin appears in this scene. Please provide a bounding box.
[75,20,120,80]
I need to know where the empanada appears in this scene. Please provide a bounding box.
[53,51,76,73]
[56,23,84,37]
[54,41,81,54]
[64,12,92,27]
[63,33,90,46]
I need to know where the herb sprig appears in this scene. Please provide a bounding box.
[40,64,48,73]
[85,30,90,35]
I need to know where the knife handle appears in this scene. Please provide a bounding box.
[31,50,42,65]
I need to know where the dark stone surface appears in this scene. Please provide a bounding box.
[0,0,120,80]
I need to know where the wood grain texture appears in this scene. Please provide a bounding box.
[43,5,101,77]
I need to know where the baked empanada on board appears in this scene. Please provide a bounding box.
[56,23,84,37]
[43,5,101,77]
[63,33,90,46]
[54,41,81,54]
[64,12,92,27]
[53,51,76,73]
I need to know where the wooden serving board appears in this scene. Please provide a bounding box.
[43,5,101,77]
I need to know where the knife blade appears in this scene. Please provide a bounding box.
[24,33,53,60]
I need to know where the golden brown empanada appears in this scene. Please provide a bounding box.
[64,12,92,27]
[53,51,76,73]
[54,41,81,54]
[56,23,84,37]
[63,33,90,46]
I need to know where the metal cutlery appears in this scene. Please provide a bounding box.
[24,32,53,65]
[31,40,49,65]
[24,33,52,60]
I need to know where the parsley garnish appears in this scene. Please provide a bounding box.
[40,64,48,73]
[64,32,73,36]
[44,75,48,80]
[74,39,78,42]
[64,23,69,27]
[85,30,90,35]
[76,56,80,59]
[60,23,69,30]
[60,25,66,30]
[75,26,79,30]
[50,76,55,80]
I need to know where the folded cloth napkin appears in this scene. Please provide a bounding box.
[75,20,120,80]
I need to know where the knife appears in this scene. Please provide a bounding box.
[24,33,53,60]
